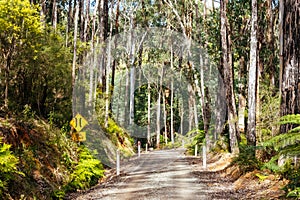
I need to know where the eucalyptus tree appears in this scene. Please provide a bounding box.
[247,0,258,146]
[220,0,239,154]
[279,0,300,133]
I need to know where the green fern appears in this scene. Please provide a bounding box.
[0,137,24,195]
[263,114,300,154]
[262,114,300,197]
[66,145,104,191]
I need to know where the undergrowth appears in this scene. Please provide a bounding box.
[0,137,24,197]
[262,114,300,198]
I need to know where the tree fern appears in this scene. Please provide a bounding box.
[262,114,300,197]
[263,114,300,155]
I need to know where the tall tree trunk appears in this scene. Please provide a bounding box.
[129,12,136,125]
[147,81,151,145]
[247,0,258,146]
[266,0,275,86]
[123,67,130,126]
[4,53,11,110]
[52,0,57,30]
[40,0,46,24]
[280,0,300,133]
[238,56,246,134]
[188,84,194,131]
[163,92,168,144]
[109,0,120,113]
[72,5,79,115]
[84,0,90,42]
[72,5,79,87]
[220,0,239,154]
[79,0,84,41]
[104,4,113,128]
[156,67,164,148]
[66,0,73,46]
[170,46,174,144]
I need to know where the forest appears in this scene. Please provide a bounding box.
[0,0,299,199]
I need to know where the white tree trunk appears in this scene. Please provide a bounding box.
[247,0,258,146]
[147,81,151,145]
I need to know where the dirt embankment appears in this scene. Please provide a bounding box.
[189,153,288,199]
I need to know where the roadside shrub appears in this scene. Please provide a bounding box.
[0,137,24,196]
[66,145,104,191]
[232,145,262,173]
[262,114,300,198]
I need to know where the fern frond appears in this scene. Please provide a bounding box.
[279,114,300,125]
[263,132,300,151]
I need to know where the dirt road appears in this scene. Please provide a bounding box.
[73,148,236,200]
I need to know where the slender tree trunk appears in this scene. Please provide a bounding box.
[220,0,239,154]
[52,0,57,30]
[156,67,164,148]
[79,0,84,41]
[163,93,168,144]
[170,80,174,143]
[66,0,73,46]
[247,0,258,146]
[84,0,90,42]
[72,5,79,87]
[4,54,11,110]
[72,5,79,115]
[129,13,136,125]
[109,0,120,113]
[238,56,246,134]
[124,67,130,126]
[188,84,194,131]
[88,0,99,112]
[104,5,113,128]
[40,0,46,24]
[180,98,184,135]
[147,81,151,145]
[169,51,175,144]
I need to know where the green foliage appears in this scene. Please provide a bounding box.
[22,104,36,120]
[262,114,300,198]
[186,129,205,155]
[257,84,280,143]
[263,114,300,155]
[232,145,262,173]
[66,145,104,191]
[0,137,24,196]
[287,187,300,198]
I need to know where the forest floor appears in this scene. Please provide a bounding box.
[67,149,289,200]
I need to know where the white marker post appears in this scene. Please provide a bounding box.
[116,149,120,175]
[138,141,141,157]
[203,144,207,169]
[145,143,148,153]
[195,144,198,157]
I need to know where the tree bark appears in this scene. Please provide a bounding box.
[247,0,258,146]
[52,0,57,30]
[72,5,79,115]
[147,81,151,145]
[280,0,300,133]
[220,0,239,154]
[238,56,246,134]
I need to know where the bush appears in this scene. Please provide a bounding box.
[232,145,262,173]
[0,137,24,196]
[65,145,104,191]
